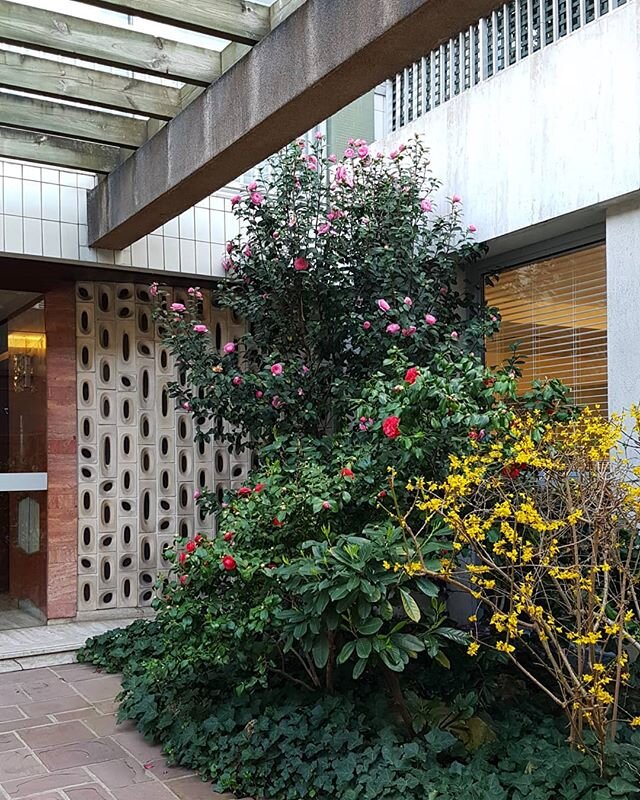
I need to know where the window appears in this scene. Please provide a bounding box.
[484,244,607,412]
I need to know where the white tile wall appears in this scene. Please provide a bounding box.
[0,158,242,278]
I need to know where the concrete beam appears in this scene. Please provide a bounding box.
[88,0,502,248]
[0,127,131,173]
[80,0,270,44]
[0,0,221,84]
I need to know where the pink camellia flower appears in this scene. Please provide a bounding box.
[386,323,401,334]
[297,139,306,148]
[315,130,324,140]
[193,324,208,334]
[294,257,309,271]
[322,501,331,510]
[302,365,310,374]
[272,231,280,239]
[248,181,258,191]
[390,149,399,160]
[420,198,433,213]
[232,375,243,386]
[149,282,158,297]
[230,195,241,206]
[271,396,283,409]
[344,147,356,158]
[193,490,201,500]
[182,401,191,411]
[362,321,371,330]
[451,331,459,341]
[328,154,337,163]
[398,143,406,152]
[425,314,437,325]
[223,342,236,354]
[222,258,232,272]
[243,245,252,257]
[440,287,448,296]
[226,242,234,254]
[452,194,461,203]
[404,296,413,307]
[491,315,498,323]
[170,302,185,313]
[377,299,391,313]
[317,223,331,235]
[271,363,284,376]
[255,390,263,399]
[468,224,477,233]
[250,192,263,206]
[357,144,369,158]
[402,326,417,337]
[335,166,353,186]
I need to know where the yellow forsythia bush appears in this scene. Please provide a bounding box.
[389,407,640,763]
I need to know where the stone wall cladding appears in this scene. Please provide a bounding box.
[75,281,248,613]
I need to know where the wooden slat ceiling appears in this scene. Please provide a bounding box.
[0,0,305,173]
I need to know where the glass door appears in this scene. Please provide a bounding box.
[0,292,47,624]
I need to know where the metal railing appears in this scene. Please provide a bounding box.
[388,0,629,132]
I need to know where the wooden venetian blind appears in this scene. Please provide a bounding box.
[484,244,607,413]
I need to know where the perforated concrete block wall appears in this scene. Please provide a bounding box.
[76,281,249,613]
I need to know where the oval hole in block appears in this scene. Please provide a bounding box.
[122,332,130,362]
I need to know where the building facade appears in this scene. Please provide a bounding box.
[0,0,634,631]
[378,0,634,420]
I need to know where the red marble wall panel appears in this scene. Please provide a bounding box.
[45,286,78,620]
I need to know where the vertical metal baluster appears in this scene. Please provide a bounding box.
[515,0,523,58]
[430,49,437,106]
[579,0,586,25]
[439,43,446,101]
[552,0,560,38]
[402,66,409,125]
[479,17,488,79]
[527,0,534,52]
[412,62,418,120]
[491,9,499,71]
[384,79,393,135]
[394,72,402,129]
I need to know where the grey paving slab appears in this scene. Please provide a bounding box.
[0,668,241,800]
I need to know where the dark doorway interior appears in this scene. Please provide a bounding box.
[0,345,7,594]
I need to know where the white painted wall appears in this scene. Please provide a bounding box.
[379,2,640,244]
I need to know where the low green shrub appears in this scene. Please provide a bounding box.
[79,624,640,800]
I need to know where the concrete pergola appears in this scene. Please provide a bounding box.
[0,0,501,250]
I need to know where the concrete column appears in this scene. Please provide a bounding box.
[606,198,640,416]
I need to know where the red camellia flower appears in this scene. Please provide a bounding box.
[382,416,401,439]
[404,367,420,385]
[501,465,522,479]
[377,490,388,499]
[179,552,187,564]
[222,555,237,571]
[223,531,234,542]
[194,534,203,544]
[254,483,266,493]
[272,517,283,527]
[237,487,252,497]
[294,256,309,271]
[186,541,196,553]
[180,574,188,585]
[340,467,354,478]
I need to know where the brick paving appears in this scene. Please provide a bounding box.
[0,664,233,800]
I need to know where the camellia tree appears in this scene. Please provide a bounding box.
[149,136,572,723]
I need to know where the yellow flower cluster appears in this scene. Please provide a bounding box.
[382,560,423,577]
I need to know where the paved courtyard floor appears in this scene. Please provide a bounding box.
[0,663,234,800]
